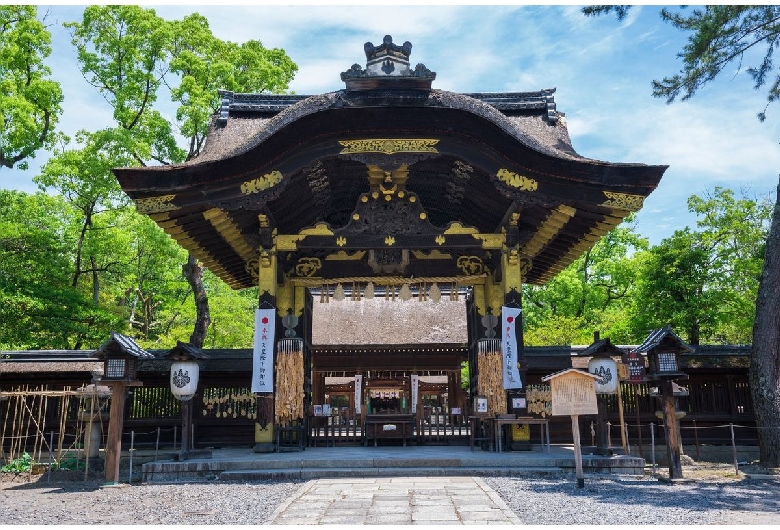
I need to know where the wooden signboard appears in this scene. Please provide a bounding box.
[546,370,598,416]
[621,351,646,383]
[542,369,600,488]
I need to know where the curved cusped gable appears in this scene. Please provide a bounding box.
[114,35,667,290]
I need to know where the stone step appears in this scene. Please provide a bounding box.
[218,466,568,481]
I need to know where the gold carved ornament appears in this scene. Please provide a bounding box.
[338,139,439,154]
[240,170,283,195]
[294,257,322,277]
[600,191,645,211]
[457,256,486,275]
[496,169,538,192]
[135,194,178,214]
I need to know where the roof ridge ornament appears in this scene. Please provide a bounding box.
[341,35,436,91]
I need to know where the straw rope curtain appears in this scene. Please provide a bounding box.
[477,339,506,415]
[274,339,305,427]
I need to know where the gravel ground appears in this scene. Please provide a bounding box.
[485,473,780,525]
[2,467,779,525]
[1,472,303,525]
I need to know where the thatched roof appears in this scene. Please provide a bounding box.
[312,298,467,345]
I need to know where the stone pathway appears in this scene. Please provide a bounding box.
[265,476,521,525]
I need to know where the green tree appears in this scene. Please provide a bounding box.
[35,130,134,302]
[523,220,647,345]
[0,5,64,170]
[632,228,716,345]
[586,4,780,465]
[57,6,297,347]
[0,190,120,349]
[631,189,770,345]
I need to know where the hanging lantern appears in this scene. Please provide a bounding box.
[588,357,618,394]
[170,361,200,401]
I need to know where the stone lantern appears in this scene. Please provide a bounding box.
[634,325,692,480]
[92,332,153,484]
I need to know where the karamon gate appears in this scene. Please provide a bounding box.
[114,36,667,449]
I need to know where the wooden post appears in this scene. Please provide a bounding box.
[571,415,584,488]
[660,379,683,479]
[104,382,126,484]
[634,389,644,459]
[179,399,192,460]
[596,395,609,454]
[616,382,627,453]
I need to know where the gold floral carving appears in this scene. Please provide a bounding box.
[245,257,260,281]
[443,222,478,235]
[496,169,538,191]
[457,256,486,275]
[339,139,439,154]
[471,233,505,249]
[384,236,396,246]
[519,256,533,279]
[600,191,644,211]
[336,236,347,247]
[240,171,283,195]
[294,257,322,277]
[299,223,334,236]
[435,235,446,245]
[135,194,178,214]
[275,235,304,251]
[325,250,366,261]
[411,250,452,260]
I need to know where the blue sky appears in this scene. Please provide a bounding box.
[3,4,780,246]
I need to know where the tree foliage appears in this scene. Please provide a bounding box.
[0,5,64,170]
[32,6,298,348]
[584,5,780,120]
[586,4,780,466]
[0,190,120,349]
[523,219,647,345]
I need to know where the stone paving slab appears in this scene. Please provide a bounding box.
[264,477,521,525]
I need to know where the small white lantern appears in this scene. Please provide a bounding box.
[588,357,618,394]
[170,361,199,401]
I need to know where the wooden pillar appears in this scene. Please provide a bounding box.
[104,382,127,484]
[254,247,277,452]
[661,379,684,479]
[501,245,527,413]
[313,372,325,408]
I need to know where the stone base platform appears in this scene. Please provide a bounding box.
[141,444,645,483]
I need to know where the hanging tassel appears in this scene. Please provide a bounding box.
[400,283,412,301]
[419,282,427,302]
[364,282,375,299]
[334,283,345,301]
[430,282,441,303]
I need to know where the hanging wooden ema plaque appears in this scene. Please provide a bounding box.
[542,369,599,488]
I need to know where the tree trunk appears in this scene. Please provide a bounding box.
[90,255,100,305]
[750,176,780,467]
[182,252,210,348]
